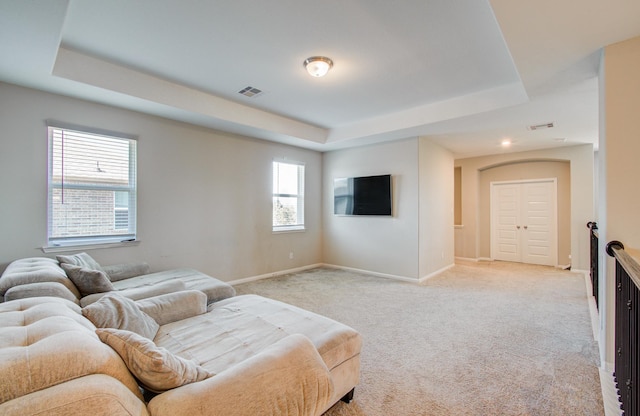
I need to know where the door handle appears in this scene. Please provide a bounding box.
[516,225,521,229]
[524,225,528,230]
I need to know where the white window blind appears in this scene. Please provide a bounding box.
[47,124,137,247]
[273,161,305,231]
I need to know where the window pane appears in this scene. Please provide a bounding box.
[272,161,304,230]
[48,126,136,245]
[50,188,131,238]
[273,196,299,226]
[274,162,299,195]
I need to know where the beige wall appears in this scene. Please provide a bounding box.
[322,139,421,279]
[455,144,594,271]
[0,82,323,281]
[600,35,640,369]
[478,161,571,266]
[418,137,455,279]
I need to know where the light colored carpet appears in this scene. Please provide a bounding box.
[234,261,604,416]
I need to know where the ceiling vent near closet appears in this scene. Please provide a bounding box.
[527,122,554,131]
[238,86,263,98]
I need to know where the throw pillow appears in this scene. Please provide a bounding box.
[56,252,105,272]
[96,328,212,392]
[61,263,115,297]
[83,293,159,339]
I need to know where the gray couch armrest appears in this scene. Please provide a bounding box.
[147,334,334,416]
[4,282,80,304]
[103,262,151,282]
[136,290,207,326]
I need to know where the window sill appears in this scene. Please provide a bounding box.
[272,227,306,234]
[41,240,140,254]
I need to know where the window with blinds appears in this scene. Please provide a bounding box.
[47,124,137,247]
[273,160,305,232]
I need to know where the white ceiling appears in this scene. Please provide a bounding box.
[1,0,639,157]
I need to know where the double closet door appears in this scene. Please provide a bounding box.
[490,179,557,266]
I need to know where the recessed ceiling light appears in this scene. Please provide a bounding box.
[304,56,333,77]
[501,139,512,147]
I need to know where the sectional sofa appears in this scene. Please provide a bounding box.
[0,254,362,415]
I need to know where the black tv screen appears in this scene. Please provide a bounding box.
[334,174,392,216]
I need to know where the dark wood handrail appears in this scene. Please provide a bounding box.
[607,240,640,290]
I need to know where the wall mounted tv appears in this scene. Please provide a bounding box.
[334,174,392,216]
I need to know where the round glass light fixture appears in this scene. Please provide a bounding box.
[304,56,333,77]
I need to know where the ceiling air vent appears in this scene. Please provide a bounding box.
[238,86,263,98]
[527,122,554,131]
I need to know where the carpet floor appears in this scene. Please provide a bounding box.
[233,261,604,416]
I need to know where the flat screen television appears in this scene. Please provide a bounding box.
[334,174,392,216]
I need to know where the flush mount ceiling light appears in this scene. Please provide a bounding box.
[304,56,333,77]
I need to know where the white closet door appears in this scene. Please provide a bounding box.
[491,179,557,266]
[492,183,521,262]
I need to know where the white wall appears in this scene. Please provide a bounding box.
[600,35,640,369]
[455,144,594,271]
[418,137,455,279]
[0,82,323,281]
[322,139,420,280]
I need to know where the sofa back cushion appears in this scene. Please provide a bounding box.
[97,328,212,392]
[0,258,80,299]
[60,263,115,297]
[0,297,142,404]
[83,293,159,339]
[56,252,105,273]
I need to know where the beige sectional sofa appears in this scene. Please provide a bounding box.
[0,289,362,415]
[0,254,362,415]
[0,253,236,306]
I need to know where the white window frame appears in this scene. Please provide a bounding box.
[46,122,137,250]
[272,160,305,232]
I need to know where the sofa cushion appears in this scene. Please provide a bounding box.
[111,268,236,304]
[97,328,212,392]
[81,280,187,307]
[154,295,362,376]
[61,264,115,297]
[136,290,207,326]
[4,282,80,304]
[0,257,80,299]
[0,298,142,404]
[83,293,159,339]
[56,252,105,272]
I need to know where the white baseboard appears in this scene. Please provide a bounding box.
[228,263,323,286]
[419,263,455,283]
[599,368,622,416]
[582,271,600,342]
[571,268,589,275]
[321,263,419,283]
[455,256,479,262]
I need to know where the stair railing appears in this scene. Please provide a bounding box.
[606,240,640,415]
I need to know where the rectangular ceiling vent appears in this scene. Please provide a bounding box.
[238,86,263,98]
[528,122,554,131]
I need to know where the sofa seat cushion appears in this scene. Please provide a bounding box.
[111,268,236,304]
[0,258,80,299]
[154,294,362,375]
[0,297,142,404]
